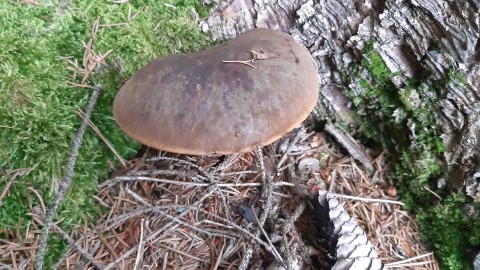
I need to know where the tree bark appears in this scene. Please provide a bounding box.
[200,0,480,193]
[199,1,480,267]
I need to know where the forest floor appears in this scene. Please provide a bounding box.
[2,124,438,269]
[0,0,451,269]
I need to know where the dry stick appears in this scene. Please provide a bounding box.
[155,243,209,263]
[423,185,442,200]
[111,176,294,187]
[133,219,147,270]
[222,50,279,69]
[276,126,305,170]
[202,156,236,225]
[148,156,211,180]
[0,169,31,207]
[0,262,14,270]
[194,208,272,251]
[125,187,151,206]
[222,60,255,68]
[324,123,374,171]
[142,162,230,236]
[77,109,127,168]
[216,153,240,172]
[211,240,226,270]
[102,207,154,231]
[281,228,292,270]
[257,147,267,182]
[49,222,104,269]
[103,187,218,270]
[28,187,47,214]
[123,188,228,238]
[384,252,434,267]
[325,192,405,206]
[251,205,284,263]
[213,182,234,226]
[280,201,306,270]
[154,205,234,238]
[131,169,185,176]
[34,85,101,270]
[239,147,284,270]
[218,170,258,176]
[215,155,257,223]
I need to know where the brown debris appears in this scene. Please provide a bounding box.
[1,128,439,269]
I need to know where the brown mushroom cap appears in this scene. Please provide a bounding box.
[113,28,319,155]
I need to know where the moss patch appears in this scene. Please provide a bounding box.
[0,0,213,264]
[342,40,480,270]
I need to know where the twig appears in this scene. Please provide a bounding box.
[125,187,151,206]
[282,201,306,270]
[277,126,304,170]
[324,123,374,171]
[133,219,147,270]
[0,262,14,270]
[218,170,258,176]
[123,187,228,238]
[222,60,255,68]
[281,227,293,270]
[240,147,284,269]
[155,243,209,263]
[34,85,101,270]
[239,148,266,270]
[50,222,104,269]
[215,153,240,172]
[251,204,284,264]
[103,187,218,270]
[77,109,127,168]
[147,156,211,180]
[238,247,253,270]
[256,147,267,182]
[0,168,31,206]
[222,49,279,69]
[27,187,46,214]
[111,176,294,187]
[325,192,405,206]
[154,206,229,238]
[67,82,93,88]
[424,185,442,200]
[194,207,272,252]
[385,252,434,267]
[211,239,225,270]
[98,22,128,27]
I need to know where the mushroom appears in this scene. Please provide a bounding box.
[113,28,319,155]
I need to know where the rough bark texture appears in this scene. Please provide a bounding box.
[199,0,480,268]
[200,0,480,196]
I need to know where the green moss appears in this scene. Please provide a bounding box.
[362,43,394,84]
[417,194,480,270]
[342,40,479,269]
[0,0,213,265]
[447,68,468,85]
[44,236,68,270]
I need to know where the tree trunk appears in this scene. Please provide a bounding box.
[200,0,480,268]
[201,0,480,197]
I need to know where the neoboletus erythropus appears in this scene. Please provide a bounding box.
[113,28,319,155]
